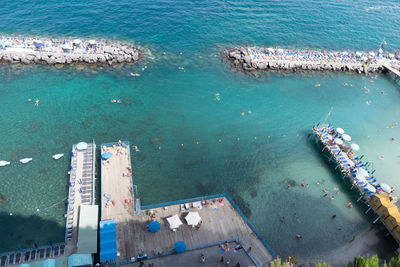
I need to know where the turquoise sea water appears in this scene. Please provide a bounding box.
[1,0,400,260]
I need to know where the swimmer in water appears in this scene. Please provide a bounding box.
[315,83,320,87]
[241,112,245,116]
[34,99,39,106]
[248,110,252,114]
[366,100,371,105]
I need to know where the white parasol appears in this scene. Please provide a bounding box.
[342,134,351,141]
[351,143,360,151]
[365,184,376,193]
[381,183,392,193]
[336,128,344,134]
[167,214,183,229]
[185,212,202,226]
[334,138,343,145]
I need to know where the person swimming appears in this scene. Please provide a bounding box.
[34,99,39,106]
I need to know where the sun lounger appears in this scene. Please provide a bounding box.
[184,203,190,210]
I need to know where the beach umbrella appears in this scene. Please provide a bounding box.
[73,39,82,44]
[379,48,383,54]
[61,44,73,50]
[369,51,375,57]
[356,51,362,57]
[381,183,392,193]
[76,142,88,150]
[361,56,368,61]
[148,221,160,233]
[174,241,186,253]
[365,184,376,193]
[356,173,367,183]
[334,138,343,145]
[342,134,351,141]
[101,152,112,160]
[88,40,97,45]
[267,47,275,53]
[342,51,348,56]
[351,143,360,151]
[3,41,12,47]
[167,214,183,229]
[389,53,395,59]
[336,128,344,134]
[358,168,369,177]
[185,212,202,226]
[277,48,284,53]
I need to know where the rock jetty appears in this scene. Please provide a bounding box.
[0,36,142,65]
[226,47,400,73]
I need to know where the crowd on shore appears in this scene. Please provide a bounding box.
[0,36,103,54]
[248,47,400,67]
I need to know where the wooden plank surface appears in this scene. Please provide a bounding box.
[114,197,273,265]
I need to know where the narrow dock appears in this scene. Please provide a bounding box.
[64,141,97,255]
[382,63,400,78]
[313,124,400,245]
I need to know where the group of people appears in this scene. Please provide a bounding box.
[248,47,400,66]
[0,36,102,54]
[197,242,246,266]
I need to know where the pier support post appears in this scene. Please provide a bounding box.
[373,216,381,224]
[357,196,363,202]
[365,207,372,214]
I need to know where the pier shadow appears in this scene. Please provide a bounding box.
[0,212,65,253]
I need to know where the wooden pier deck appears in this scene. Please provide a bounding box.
[382,63,400,78]
[111,197,273,266]
[64,141,96,255]
[100,141,134,221]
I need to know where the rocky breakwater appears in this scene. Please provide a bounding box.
[225,47,398,73]
[0,37,142,65]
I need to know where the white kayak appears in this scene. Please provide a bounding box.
[0,161,10,167]
[20,158,32,164]
[52,154,64,160]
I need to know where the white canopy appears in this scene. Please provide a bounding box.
[342,134,351,141]
[389,53,395,59]
[277,48,284,53]
[185,212,202,226]
[356,172,367,182]
[342,51,348,56]
[336,128,344,134]
[167,214,183,229]
[61,44,73,50]
[369,51,376,57]
[365,184,376,193]
[88,40,97,45]
[381,183,392,193]
[73,39,82,44]
[351,143,360,151]
[267,47,275,52]
[334,138,343,145]
[358,168,369,177]
[356,51,362,57]
[76,142,88,150]
[361,56,368,61]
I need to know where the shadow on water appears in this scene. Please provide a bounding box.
[0,212,65,252]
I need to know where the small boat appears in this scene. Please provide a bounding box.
[52,154,64,160]
[0,161,10,167]
[20,158,32,164]
[130,73,141,77]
